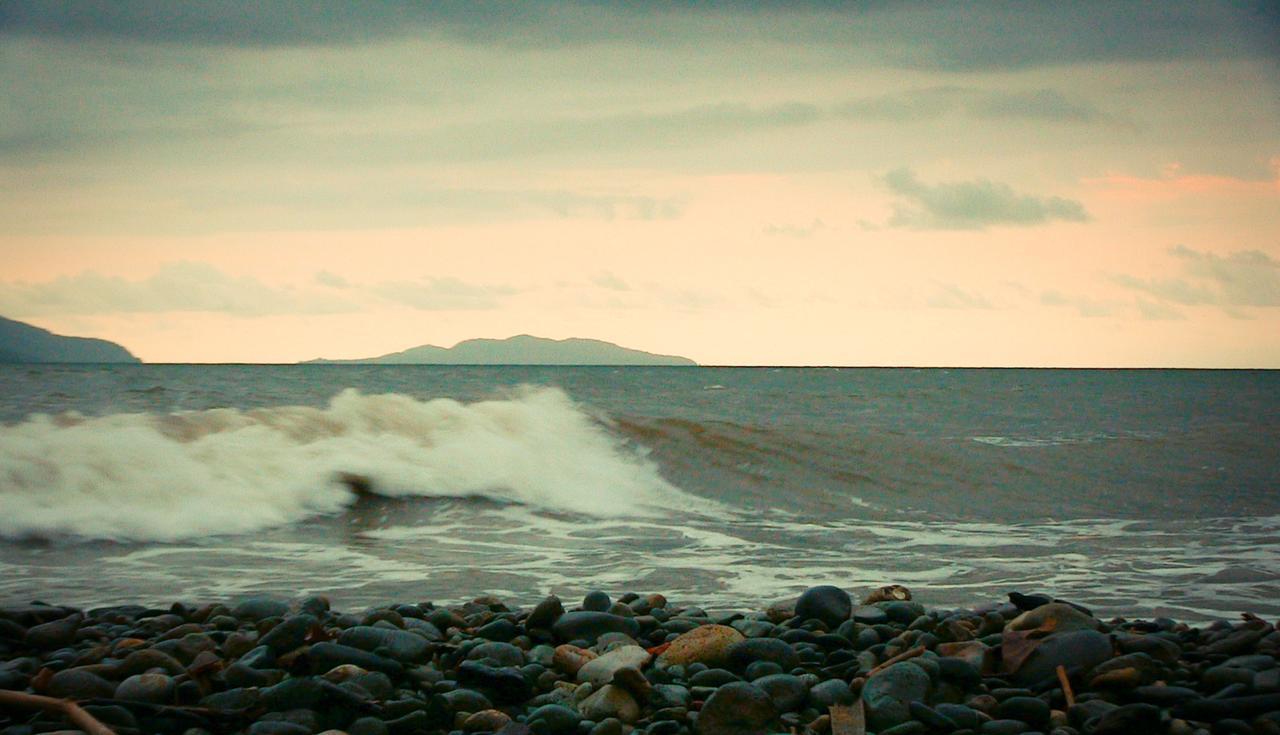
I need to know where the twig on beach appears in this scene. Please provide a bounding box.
[0,690,116,735]
[866,645,926,677]
[1056,665,1075,707]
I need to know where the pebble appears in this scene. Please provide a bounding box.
[2,587,1272,735]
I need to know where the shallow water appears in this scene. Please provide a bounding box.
[1,365,1277,620]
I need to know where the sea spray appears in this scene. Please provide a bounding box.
[0,387,688,541]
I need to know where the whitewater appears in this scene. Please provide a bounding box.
[1,364,1277,621]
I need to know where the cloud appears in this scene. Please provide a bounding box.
[1116,246,1280,307]
[0,263,516,316]
[4,1,1274,69]
[970,89,1103,123]
[928,283,993,309]
[372,277,515,310]
[764,219,825,238]
[836,87,1109,125]
[591,272,630,292]
[314,270,350,289]
[883,168,1090,230]
[1040,290,1114,318]
[0,262,354,317]
[1135,299,1186,321]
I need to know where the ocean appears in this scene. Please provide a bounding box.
[1,364,1277,621]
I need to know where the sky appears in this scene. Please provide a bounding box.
[1,1,1278,366]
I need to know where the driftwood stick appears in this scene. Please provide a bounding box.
[867,645,926,677]
[1056,665,1075,707]
[0,689,117,735]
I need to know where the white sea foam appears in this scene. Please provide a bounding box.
[0,387,689,541]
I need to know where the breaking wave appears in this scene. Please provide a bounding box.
[0,387,692,541]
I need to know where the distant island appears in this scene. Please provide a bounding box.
[306,335,697,366]
[0,316,141,363]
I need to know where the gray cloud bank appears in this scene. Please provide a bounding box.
[1117,246,1280,308]
[0,263,515,317]
[884,168,1089,230]
[3,1,1275,69]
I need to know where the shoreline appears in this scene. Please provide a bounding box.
[1,587,1277,735]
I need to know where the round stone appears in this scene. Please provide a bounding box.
[726,638,800,673]
[583,591,612,612]
[114,673,175,704]
[795,586,852,629]
[696,681,776,735]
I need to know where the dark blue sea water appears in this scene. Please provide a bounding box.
[1,365,1277,620]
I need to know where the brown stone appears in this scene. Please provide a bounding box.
[657,624,744,668]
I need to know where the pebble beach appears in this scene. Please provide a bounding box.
[2,586,1278,735]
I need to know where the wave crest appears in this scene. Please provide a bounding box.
[0,387,686,541]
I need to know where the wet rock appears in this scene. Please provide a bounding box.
[462,709,512,732]
[232,596,290,622]
[657,624,744,668]
[578,684,640,723]
[552,612,640,645]
[853,606,890,626]
[726,637,800,673]
[339,626,431,662]
[527,596,565,631]
[752,673,808,712]
[259,614,316,654]
[935,703,984,730]
[116,647,187,677]
[201,687,262,712]
[996,696,1050,730]
[808,677,855,708]
[1092,703,1163,735]
[24,614,82,649]
[522,706,583,732]
[468,641,525,668]
[795,586,852,628]
[577,645,651,687]
[114,672,175,704]
[907,703,957,731]
[1010,630,1113,686]
[695,681,776,735]
[308,642,404,677]
[879,601,926,625]
[46,668,116,699]
[1006,603,1100,634]
[457,661,532,704]
[260,676,325,711]
[248,721,311,735]
[476,618,519,642]
[610,665,651,700]
[440,687,494,713]
[583,591,612,613]
[863,661,932,730]
[981,719,1030,735]
[863,585,912,604]
[552,644,597,676]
